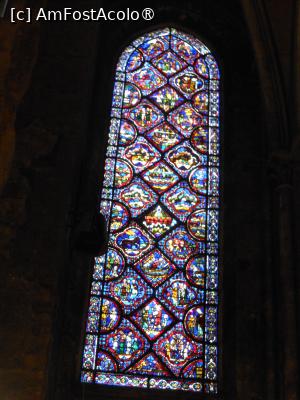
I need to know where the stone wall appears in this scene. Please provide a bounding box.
[0,0,299,399]
[0,1,99,398]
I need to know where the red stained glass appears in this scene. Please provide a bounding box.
[82,27,220,394]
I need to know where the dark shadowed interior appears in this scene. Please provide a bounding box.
[0,0,299,399]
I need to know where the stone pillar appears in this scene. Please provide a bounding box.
[271,155,298,400]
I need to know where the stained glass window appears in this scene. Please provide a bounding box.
[81,27,220,394]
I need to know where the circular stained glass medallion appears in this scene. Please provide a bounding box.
[187,210,206,240]
[115,160,133,188]
[194,57,209,78]
[96,350,117,372]
[116,226,150,258]
[94,247,125,281]
[127,50,144,71]
[184,306,205,341]
[174,73,204,95]
[112,276,145,307]
[167,145,199,175]
[129,103,161,129]
[190,127,208,153]
[124,140,160,172]
[192,92,209,114]
[99,297,121,333]
[189,167,207,194]
[110,202,129,232]
[140,38,166,58]
[173,39,199,62]
[119,120,137,146]
[181,358,204,378]
[123,83,141,108]
[103,247,125,281]
[186,256,206,288]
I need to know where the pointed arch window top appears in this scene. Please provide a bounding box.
[81,27,220,394]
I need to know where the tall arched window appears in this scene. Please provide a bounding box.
[81,27,220,394]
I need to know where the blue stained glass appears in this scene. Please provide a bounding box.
[119,119,137,146]
[131,298,175,340]
[127,50,143,72]
[96,350,117,372]
[153,51,187,76]
[157,271,205,318]
[117,178,158,217]
[149,85,185,112]
[127,352,171,376]
[124,100,164,133]
[81,27,220,394]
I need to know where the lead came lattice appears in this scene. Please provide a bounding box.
[81,27,220,394]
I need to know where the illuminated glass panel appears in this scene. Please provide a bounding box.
[81,27,220,395]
